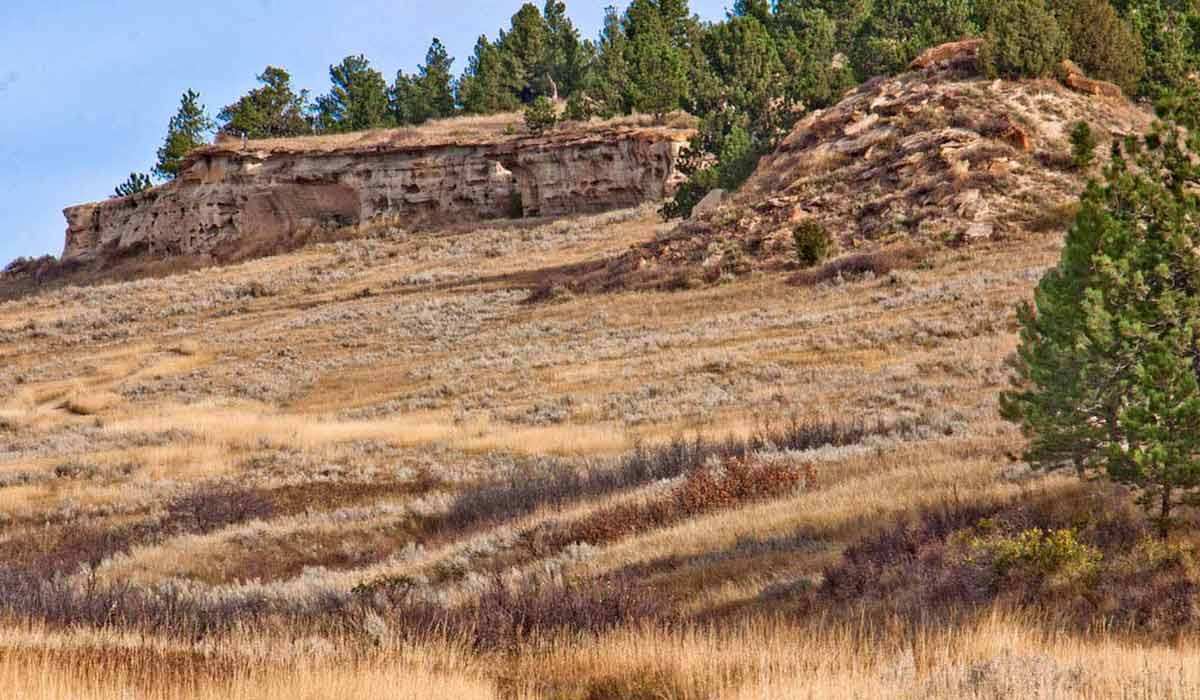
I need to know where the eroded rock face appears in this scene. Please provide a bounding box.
[62,124,691,266]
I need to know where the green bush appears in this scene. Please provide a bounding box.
[978,0,1066,80]
[661,166,720,220]
[524,96,558,135]
[972,528,1101,583]
[1069,121,1096,170]
[564,92,595,122]
[793,220,833,267]
[715,126,761,192]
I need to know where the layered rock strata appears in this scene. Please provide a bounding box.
[62,124,692,265]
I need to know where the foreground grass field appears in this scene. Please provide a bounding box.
[6,615,1200,699]
[3,204,1200,696]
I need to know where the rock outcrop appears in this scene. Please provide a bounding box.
[1059,60,1126,101]
[61,120,693,267]
[558,40,1154,293]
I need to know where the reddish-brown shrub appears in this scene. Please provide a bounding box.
[165,484,274,534]
[788,246,924,286]
[542,457,813,552]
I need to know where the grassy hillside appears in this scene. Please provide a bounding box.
[4,197,1200,697]
[8,43,1200,695]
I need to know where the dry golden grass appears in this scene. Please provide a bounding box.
[0,200,1189,695]
[2,614,1200,699]
[189,111,695,158]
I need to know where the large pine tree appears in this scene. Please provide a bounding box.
[1003,128,1200,538]
[315,55,393,133]
[392,39,457,125]
[589,6,633,116]
[218,67,312,139]
[458,36,521,114]
[625,1,688,118]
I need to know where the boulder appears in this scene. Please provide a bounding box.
[691,189,728,219]
[910,38,984,72]
[1059,60,1125,100]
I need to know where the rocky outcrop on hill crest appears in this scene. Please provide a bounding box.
[575,40,1154,291]
[59,119,693,270]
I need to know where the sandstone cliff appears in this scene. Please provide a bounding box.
[61,118,693,267]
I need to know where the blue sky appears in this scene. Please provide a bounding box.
[0,0,730,265]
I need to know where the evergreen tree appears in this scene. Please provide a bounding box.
[218,67,312,139]
[499,3,552,100]
[778,0,871,49]
[154,89,214,181]
[1124,0,1195,98]
[656,0,695,44]
[543,0,592,97]
[1052,0,1145,94]
[1002,129,1200,539]
[392,39,457,125]
[315,55,393,133]
[850,0,979,78]
[732,0,772,25]
[589,6,633,116]
[525,95,559,133]
[978,0,1066,79]
[113,172,153,198]
[459,36,522,114]
[626,3,688,118]
[702,15,787,141]
[1069,120,1097,169]
[775,7,856,111]
[420,39,457,119]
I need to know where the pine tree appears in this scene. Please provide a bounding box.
[774,7,855,111]
[218,67,312,139]
[154,89,214,180]
[850,0,979,78]
[459,36,521,114]
[1051,0,1145,94]
[1125,0,1195,98]
[732,0,772,25]
[702,15,787,141]
[589,6,633,117]
[420,39,457,119]
[626,5,688,119]
[655,0,694,44]
[500,3,551,100]
[315,55,393,133]
[525,95,559,133]
[979,0,1066,79]
[113,172,153,198]
[393,39,457,125]
[544,0,595,98]
[1069,120,1097,169]
[1002,129,1200,539]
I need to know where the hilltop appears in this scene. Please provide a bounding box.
[559,40,1153,292]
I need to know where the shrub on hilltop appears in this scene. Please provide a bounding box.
[525,96,559,135]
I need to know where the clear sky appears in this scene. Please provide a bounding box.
[0,0,731,266]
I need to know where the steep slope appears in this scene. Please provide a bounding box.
[573,40,1154,291]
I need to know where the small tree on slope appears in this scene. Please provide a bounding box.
[155,89,214,180]
[1002,127,1200,539]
